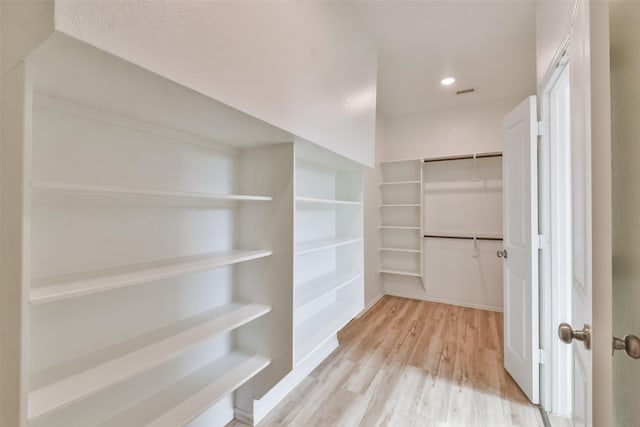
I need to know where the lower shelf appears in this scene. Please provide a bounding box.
[29,303,271,421]
[294,301,360,365]
[101,352,270,427]
[379,269,422,278]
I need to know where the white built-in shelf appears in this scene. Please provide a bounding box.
[379,269,422,278]
[295,237,362,256]
[30,249,273,305]
[31,182,273,203]
[101,353,270,427]
[28,303,271,422]
[423,231,503,241]
[379,204,421,208]
[294,301,359,365]
[295,271,363,309]
[379,181,421,186]
[379,247,421,254]
[296,196,361,206]
[379,226,421,230]
[379,158,421,165]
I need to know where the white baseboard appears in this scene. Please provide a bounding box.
[236,336,339,425]
[384,289,502,312]
[356,293,384,318]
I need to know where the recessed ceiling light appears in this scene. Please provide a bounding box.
[441,77,456,86]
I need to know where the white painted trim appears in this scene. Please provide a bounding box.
[384,289,502,312]
[237,336,339,425]
[356,293,384,318]
[539,54,572,418]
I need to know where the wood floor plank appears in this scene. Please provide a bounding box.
[248,296,541,427]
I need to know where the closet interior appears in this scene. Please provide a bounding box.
[2,33,364,427]
[380,152,504,312]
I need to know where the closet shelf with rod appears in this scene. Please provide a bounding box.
[422,151,502,163]
[423,232,503,241]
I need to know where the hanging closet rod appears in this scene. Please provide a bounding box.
[423,152,502,163]
[423,234,503,241]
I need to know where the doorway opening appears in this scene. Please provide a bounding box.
[540,56,573,423]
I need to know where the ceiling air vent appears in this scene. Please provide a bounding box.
[456,88,476,95]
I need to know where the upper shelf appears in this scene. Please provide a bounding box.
[32,182,273,203]
[28,303,271,422]
[295,196,361,206]
[423,151,502,163]
[30,249,273,305]
[295,237,362,256]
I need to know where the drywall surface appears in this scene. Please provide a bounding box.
[383,96,523,161]
[536,0,576,87]
[611,2,640,425]
[1,0,54,75]
[381,98,524,310]
[362,115,384,311]
[53,0,377,167]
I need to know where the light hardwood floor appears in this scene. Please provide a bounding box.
[230,296,544,427]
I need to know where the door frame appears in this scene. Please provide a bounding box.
[539,49,572,418]
[536,1,613,424]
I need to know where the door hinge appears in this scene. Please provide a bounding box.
[536,234,547,250]
[537,348,546,365]
[537,121,546,137]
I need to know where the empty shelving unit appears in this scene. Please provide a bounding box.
[378,159,425,287]
[235,141,364,425]
[2,33,297,427]
[293,142,364,365]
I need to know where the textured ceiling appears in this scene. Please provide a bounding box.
[349,1,537,118]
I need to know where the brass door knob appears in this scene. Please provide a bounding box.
[497,250,508,259]
[558,322,591,350]
[613,334,640,359]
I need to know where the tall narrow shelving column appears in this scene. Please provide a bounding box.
[378,159,425,288]
[293,143,364,365]
[236,140,365,425]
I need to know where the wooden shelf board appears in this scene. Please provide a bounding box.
[28,303,271,422]
[379,269,422,278]
[101,353,270,427]
[295,271,363,308]
[296,196,361,206]
[294,301,359,365]
[379,247,421,254]
[379,181,421,186]
[30,249,273,305]
[295,237,362,256]
[32,182,273,202]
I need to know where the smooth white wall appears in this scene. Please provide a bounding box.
[381,97,525,311]
[384,96,523,160]
[52,0,377,167]
[362,115,385,311]
[611,2,640,425]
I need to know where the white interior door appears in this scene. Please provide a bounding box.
[502,96,539,404]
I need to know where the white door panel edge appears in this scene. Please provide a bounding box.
[502,95,539,404]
